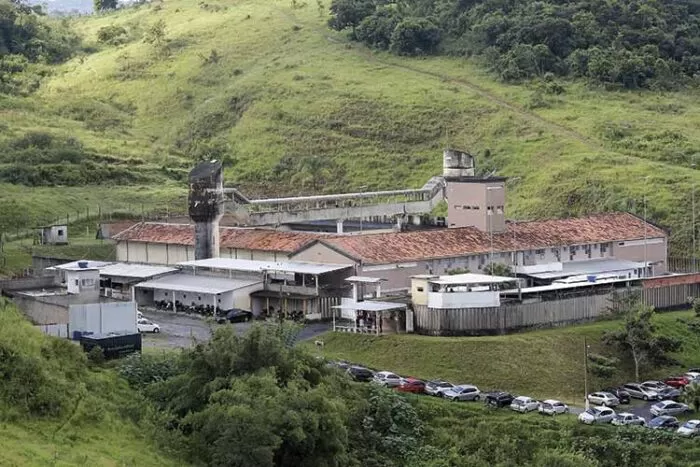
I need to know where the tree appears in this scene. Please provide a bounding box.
[389,18,441,56]
[291,155,333,192]
[602,301,681,381]
[483,263,512,277]
[328,0,374,35]
[682,382,700,413]
[94,0,118,11]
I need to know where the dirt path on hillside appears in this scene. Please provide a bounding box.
[274,7,604,153]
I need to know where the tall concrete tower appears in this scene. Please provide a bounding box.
[188,160,224,260]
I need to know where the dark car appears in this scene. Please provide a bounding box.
[657,387,682,401]
[327,360,351,371]
[603,387,631,404]
[648,416,681,431]
[397,378,426,394]
[216,309,253,324]
[346,366,374,382]
[485,391,515,408]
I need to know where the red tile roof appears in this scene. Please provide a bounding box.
[322,212,666,264]
[113,213,665,264]
[112,223,324,253]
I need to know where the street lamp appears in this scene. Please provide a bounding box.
[693,156,697,272]
[643,176,650,278]
[584,336,590,409]
[486,186,503,275]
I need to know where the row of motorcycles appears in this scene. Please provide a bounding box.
[154,300,218,316]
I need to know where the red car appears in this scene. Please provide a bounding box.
[664,376,691,388]
[396,378,426,394]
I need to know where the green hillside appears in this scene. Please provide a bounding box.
[2,0,700,254]
[0,299,177,465]
[303,310,700,403]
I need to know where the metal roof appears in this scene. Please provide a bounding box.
[523,259,646,280]
[501,276,638,295]
[135,274,262,295]
[345,276,386,283]
[333,301,406,311]
[48,260,114,271]
[429,273,516,285]
[99,263,178,279]
[178,257,351,275]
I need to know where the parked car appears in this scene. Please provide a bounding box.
[485,391,515,408]
[664,376,691,389]
[688,368,700,374]
[677,419,700,437]
[684,372,700,383]
[424,380,455,397]
[602,387,631,404]
[217,309,253,324]
[611,413,646,426]
[373,371,404,388]
[137,310,144,320]
[648,416,681,431]
[641,380,671,392]
[397,378,426,394]
[137,318,160,333]
[622,383,660,401]
[346,366,374,382]
[443,385,481,402]
[650,400,690,417]
[657,386,682,401]
[510,396,540,413]
[578,406,616,425]
[538,400,569,416]
[587,392,620,407]
[328,360,351,371]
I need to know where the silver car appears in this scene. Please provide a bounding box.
[611,412,645,426]
[587,392,620,407]
[424,380,455,397]
[578,406,616,424]
[650,400,690,417]
[622,383,659,401]
[538,400,569,416]
[677,420,700,437]
[510,396,540,413]
[443,385,481,401]
[372,371,403,388]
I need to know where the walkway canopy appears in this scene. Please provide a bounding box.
[332,300,407,335]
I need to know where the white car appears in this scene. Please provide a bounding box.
[685,372,700,382]
[442,385,481,401]
[587,392,620,407]
[137,318,160,333]
[578,406,616,424]
[137,310,144,320]
[424,380,455,397]
[650,400,690,417]
[510,396,540,413]
[677,420,700,437]
[611,412,646,426]
[538,399,569,416]
[372,371,403,388]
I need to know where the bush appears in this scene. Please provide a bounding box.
[389,18,441,56]
[97,25,129,45]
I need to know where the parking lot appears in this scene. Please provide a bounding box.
[140,310,331,350]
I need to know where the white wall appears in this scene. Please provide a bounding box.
[427,291,500,308]
[69,301,137,335]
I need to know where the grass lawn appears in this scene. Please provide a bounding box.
[303,310,700,403]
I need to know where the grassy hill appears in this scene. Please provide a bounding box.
[3,0,700,253]
[0,299,178,465]
[303,310,700,403]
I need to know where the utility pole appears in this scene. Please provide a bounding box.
[486,186,502,275]
[693,156,697,272]
[584,336,590,410]
[359,185,368,234]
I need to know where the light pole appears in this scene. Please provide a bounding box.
[487,186,502,275]
[693,156,697,272]
[506,177,522,273]
[643,176,650,278]
[358,185,368,234]
[584,336,590,409]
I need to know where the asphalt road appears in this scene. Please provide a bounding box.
[140,310,331,349]
[568,399,659,422]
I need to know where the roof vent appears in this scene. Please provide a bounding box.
[78,261,88,269]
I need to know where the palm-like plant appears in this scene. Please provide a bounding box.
[682,382,700,413]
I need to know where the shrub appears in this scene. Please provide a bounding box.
[389,18,441,56]
[97,25,129,45]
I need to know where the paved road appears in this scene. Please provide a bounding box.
[568,399,657,421]
[141,310,331,350]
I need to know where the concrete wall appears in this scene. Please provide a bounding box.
[0,276,55,292]
[116,240,281,265]
[69,301,137,335]
[410,277,432,306]
[613,237,667,273]
[12,295,68,325]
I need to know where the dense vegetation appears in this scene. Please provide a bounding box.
[329,0,700,88]
[118,320,700,467]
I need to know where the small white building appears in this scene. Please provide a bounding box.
[411,273,518,309]
[37,224,68,245]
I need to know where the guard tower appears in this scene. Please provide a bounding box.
[443,149,506,232]
[188,161,224,260]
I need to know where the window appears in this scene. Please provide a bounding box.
[618,242,625,246]
[416,287,424,292]
[487,206,493,215]
[75,279,79,286]
[496,205,504,214]
[57,229,64,236]
[453,205,461,209]
[584,245,592,258]
[479,255,486,266]
[601,243,608,256]
[472,206,480,210]
[535,249,545,259]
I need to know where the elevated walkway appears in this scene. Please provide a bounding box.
[220,176,446,228]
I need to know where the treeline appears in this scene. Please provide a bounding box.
[329,0,700,89]
[0,0,81,94]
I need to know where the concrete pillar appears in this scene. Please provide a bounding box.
[188,161,224,260]
[336,219,344,234]
[376,283,381,298]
